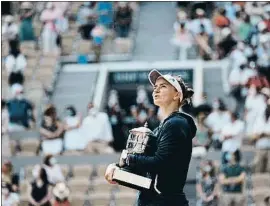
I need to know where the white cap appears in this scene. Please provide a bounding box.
[177,10,187,20]
[258,21,267,32]
[11,84,23,96]
[118,2,128,8]
[148,69,183,102]
[53,182,70,200]
[5,15,14,23]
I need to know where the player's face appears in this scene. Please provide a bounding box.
[152,78,180,107]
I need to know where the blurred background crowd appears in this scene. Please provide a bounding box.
[1,1,270,206]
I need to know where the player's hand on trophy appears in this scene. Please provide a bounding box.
[105,163,118,185]
[119,149,128,167]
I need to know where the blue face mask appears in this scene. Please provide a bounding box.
[225,153,232,161]
[65,109,73,117]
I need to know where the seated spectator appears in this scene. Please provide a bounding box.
[147,105,160,131]
[2,182,19,206]
[214,8,230,28]
[40,2,61,54]
[37,155,65,185]
[252,104,270,173]
[195,24,213,60]
[96,2,113,29]
[231,11,244,39]
[228,57,256,115]
[2,100,11,157]
[238,15,252,42]
[190,9,213,37]
[196,160,218,206]
[55,11,69,53]
[220,112,245,164]
[40,106,64,155]
[63,106,85,151]
[77,2,97,40]
[2,160,20,194]
[114,2,133,38]
[81,103,114,154]
[7,84,35,131]
[219,151,246,206]
[19,2,35,42]
[52,182,71,206]
[2,15,19,53]
[244,85,266,138]
[204,98,231,149]
[91,24,106,62]
[28,167,51,206]
[193,113,212,149]
[257,34,270,81]
[5,47,27,87]
[217,27,237,59]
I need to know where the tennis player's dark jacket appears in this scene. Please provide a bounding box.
[128,111,197,205]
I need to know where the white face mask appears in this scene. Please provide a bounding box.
[49,157,57,165]
[249,87,257,96]
[212,101,220,109]
[88,108,98,116]
[16,94,23,100]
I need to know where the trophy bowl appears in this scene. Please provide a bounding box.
[111,122,156,190]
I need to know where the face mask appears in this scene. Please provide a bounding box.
[65,109,73,117]
[249,87,257,96]
[49,157,57,165]
[88,108,98,116]
[16,94,23,100]
[212,101,220,109]
[225,153,232,161]
[203,165,211,173]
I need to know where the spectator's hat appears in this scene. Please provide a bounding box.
[177,10,187,20]
[11,84,23,96]
[21,2,33,9]
[4,15,14,23]
[221,27,231,38]
[53,182,70,200]
[258,21,267,32]
[196,8,205,16]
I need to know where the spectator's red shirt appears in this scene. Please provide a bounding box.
[247,76,270,89]
[263,19,270,32]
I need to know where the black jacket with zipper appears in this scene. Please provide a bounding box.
[127,111,197,206]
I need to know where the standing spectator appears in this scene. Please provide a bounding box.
[190,9,213,37]
[2,182,19,206]
[55,11,69,54]
[5,47,27,87]
[19,2,35,42]
[2,100,11,157]
[217,27,237,59]
[257,34,270,81]
[40,106,64,155]
[204,98,231,149]
[81,103,114,154]
[252,105,270,173]
[63,106,85,151]
[115,2,133,38]
[220,112,245,164]
[7,84,35,131]
[195,24,213,60]
[40,2,60,54]
[28,167,51,206]
[97,2,113,29]
[214,8,230,28]
[244,85,266,138]
[42,155,65,185]
[91,24,106,63]
[196,160,218,206]
[2,160,20,194]
[2,15,19,53]
[219,151,246,206]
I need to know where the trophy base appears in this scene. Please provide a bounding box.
[112,168,152,191]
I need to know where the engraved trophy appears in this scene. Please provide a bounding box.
[111,122,156,190]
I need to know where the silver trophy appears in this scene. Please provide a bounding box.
[112,122,155,190]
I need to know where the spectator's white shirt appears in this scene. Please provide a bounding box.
[189,18,213,35]
[253,116,270,149]
[81,112,113,142]
[5,54,27,74]
[204,111,231,133]
[43,164,64,184]
[228,67,256,86]
[221,119,245,152]
[2,23,19,40]
[230,49,246,69]
[1,109,9,134]
[2,193,19,206]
